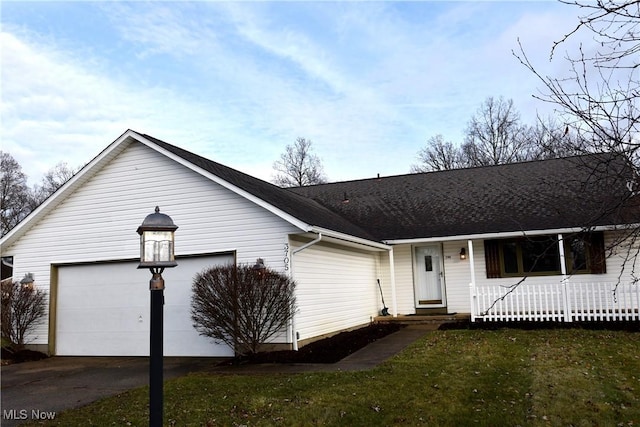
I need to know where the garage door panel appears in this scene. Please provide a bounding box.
[59,332,150,356]
[56,255,233,356]
[57,308,147,332]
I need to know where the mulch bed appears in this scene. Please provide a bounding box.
[228,322,404,365]
[1,323,404,366]
[1,347,48,365]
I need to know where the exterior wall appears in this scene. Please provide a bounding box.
[471,231,634,289]
[389,231,635,316]
[388,244,416,314]
[290,237,380,341]
[3,142,299,345]
[441,241,472,313]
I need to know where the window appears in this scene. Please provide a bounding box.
[1,256,13,281]
[484,232,606,278]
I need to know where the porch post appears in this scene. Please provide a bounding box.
[558,234,571,322]
[468,240,477,322]
[388,247,398,317]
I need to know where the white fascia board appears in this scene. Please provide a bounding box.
[133,133,312,233]
[309,226,391,251]
[383,224,637,245]
[1,130,138,250]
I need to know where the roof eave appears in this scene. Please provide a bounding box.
[383,223,640,245]
[309,226,391,251]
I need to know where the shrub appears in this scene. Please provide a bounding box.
[1,277,47,351]
[191,263,296,355]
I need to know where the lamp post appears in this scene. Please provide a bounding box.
[137,206,178,427]
[20,273,35,289]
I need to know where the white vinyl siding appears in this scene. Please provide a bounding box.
[441,241,472,313]
[471,231,633,289]
[388,232,634,316]
[5,142,299,347]
[438,232,635,315]
[388,244,416,314]
[291,239,379,341]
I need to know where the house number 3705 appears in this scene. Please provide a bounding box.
[283,243,290,271]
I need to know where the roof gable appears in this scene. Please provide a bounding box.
[139,133,377,241]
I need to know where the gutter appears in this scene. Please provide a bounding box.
[383,224,640,245]
[309,226,391,251]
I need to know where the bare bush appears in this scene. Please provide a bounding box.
[1,276,47,351]
[190,263,296,355]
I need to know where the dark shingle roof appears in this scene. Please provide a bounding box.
[289,154,639,241]
[142,132,639,242]
[142,134,377,241]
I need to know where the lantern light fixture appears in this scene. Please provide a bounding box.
[253,258,266,271]
[137,206,178,269]
[20,273,35,289]
[459,247,467,260]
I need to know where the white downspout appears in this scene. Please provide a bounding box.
[388,247,398,317]
[292,233,323,255]
[290,233,323,351]
[558,233,571,322]
[468,240,477,322]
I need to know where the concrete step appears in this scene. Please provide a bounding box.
[374,313,471,325]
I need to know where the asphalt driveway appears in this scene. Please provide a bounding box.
[1,356,221,426]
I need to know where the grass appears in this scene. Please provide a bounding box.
[26,328,640,426]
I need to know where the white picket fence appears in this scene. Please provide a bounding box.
[471,281,640,322]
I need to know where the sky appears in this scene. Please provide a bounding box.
[1,1,591,185]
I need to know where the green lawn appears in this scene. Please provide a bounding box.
[30,328,640,426]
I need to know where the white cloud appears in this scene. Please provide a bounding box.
[1,2,602,185]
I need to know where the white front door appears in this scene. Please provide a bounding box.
[414,245,446,308]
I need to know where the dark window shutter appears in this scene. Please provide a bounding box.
[588,231,607,274]
[484,240,501,278]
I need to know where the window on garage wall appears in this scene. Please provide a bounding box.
[1,256,13,281]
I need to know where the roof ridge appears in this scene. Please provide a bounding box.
[291,152,619,189]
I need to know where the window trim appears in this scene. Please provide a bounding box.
[484,232,606,278]
[497,237,563,277]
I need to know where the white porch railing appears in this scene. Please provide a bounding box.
[471,281,640,322]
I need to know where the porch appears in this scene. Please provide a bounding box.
[472,281,640,322]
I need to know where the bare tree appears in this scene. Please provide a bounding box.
[0,152,32,237]
[1,154,78,236]
[273,137,327,187]
[31,162,76,206]
[462,96,537,166]
[1,276,47,352]
[191,263,297,356]
[410,135,466,172]
[515,1,639,164]
[411,98,573,172]
[523,115,588,159]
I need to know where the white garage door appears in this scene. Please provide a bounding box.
[56,254,235,356]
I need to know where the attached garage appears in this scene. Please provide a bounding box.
[54,253,234,357]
